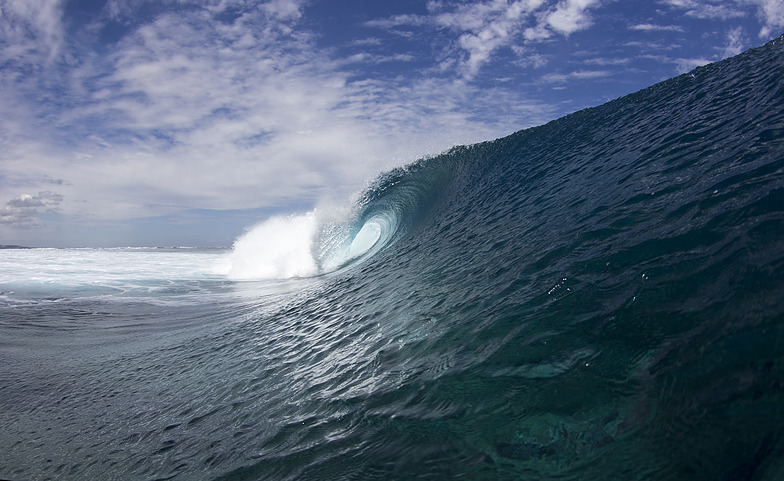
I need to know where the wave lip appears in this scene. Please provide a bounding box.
[226,143,464,281]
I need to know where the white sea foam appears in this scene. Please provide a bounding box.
[0,248,225,284]
[0,248,229,304]
[226,213,320,280]
[225,207,390,281]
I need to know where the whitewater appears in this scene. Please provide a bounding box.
[2,36,784,480]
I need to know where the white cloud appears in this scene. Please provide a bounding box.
[546,0,600,35]
[722,26,745,57]
[663,0,746,20]
[663,0,784,37]
[364,1,604,78]
[421,0,601,78]
[675,57,712,73]
[511,49,549,67]
[541,69,611,83]
[0,0,555,230]
[0,191,63,228]
[746,0,784,37]
[630,23,684,32]
[431,0,541,77]
[260,0,302,21]
[582,56,631,65]
[0,0,65,64]
[341,52,415,65]
[3,0,777,245]
[363,14,429,29]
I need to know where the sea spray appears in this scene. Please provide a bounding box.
[228,212,321,279]
[226,202,390,279]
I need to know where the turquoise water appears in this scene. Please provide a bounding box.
[1,36,784,480]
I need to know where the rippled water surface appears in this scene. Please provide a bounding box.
[2,36,784,480]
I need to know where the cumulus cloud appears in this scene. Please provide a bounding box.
[260,0,303,21]
[0,191,63,228]
[546,0,599,35]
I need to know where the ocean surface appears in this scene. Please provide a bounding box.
[2,36,784,480]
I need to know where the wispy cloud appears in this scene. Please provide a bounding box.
[1,0,555,229]
[582,56,631,66]
[675,57,713,73]
[541,69,611,83]
[0,0,65,64]
[748,0,784,37]
[363,14,429,29]
[663,0,784,38]
[722,26,745,57]
[368,0,603,79]
[663,0,746,20]
[630,23,684,32]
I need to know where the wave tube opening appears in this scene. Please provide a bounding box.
[225,210,396,281]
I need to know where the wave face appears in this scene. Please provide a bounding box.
[2,36,784,480]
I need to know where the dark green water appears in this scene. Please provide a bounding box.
[1,36,784,480]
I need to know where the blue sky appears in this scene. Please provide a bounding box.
[1,0,781,247]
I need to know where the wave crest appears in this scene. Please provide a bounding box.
[226,149,465,281]
[226,207,397,280]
